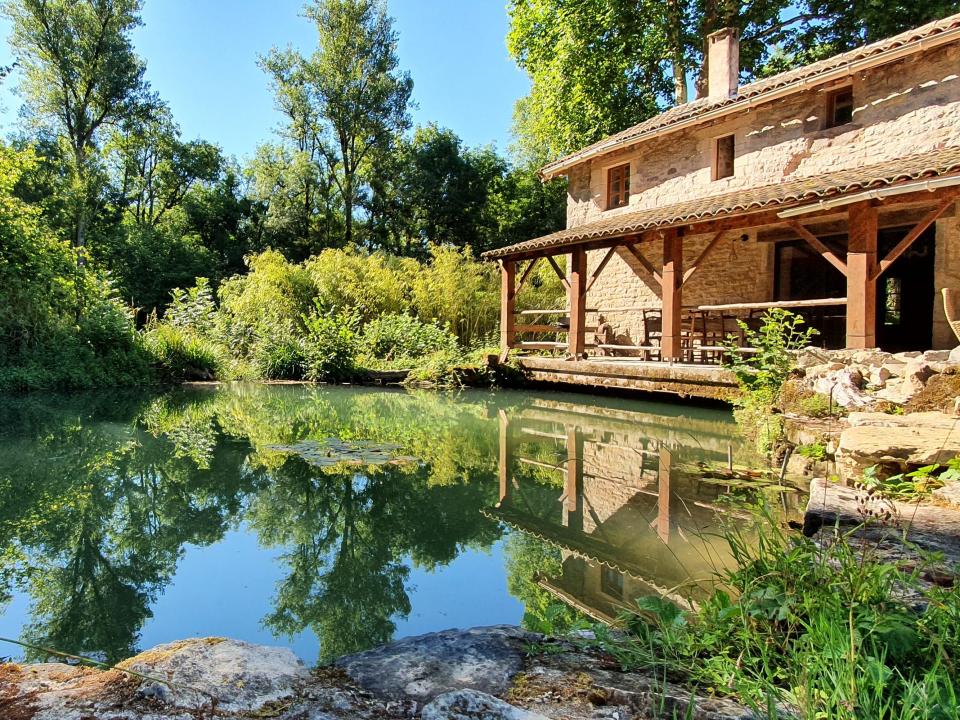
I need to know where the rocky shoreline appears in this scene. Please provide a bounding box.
[1,627,763,720]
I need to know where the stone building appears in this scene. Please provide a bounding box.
[485,14,960,365]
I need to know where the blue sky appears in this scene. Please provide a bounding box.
[0,0,530,162]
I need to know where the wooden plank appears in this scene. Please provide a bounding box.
[515,324,569,334]
[661,230,683,361]
[873,194,958,279]
[623,244,663,285]
[585,246,618,293]
[695,297,847,312]
[564,425,584,525]
[499,260,516,356]
[568,248,587,356]
[682,231,725,286]
[516,341,568,349]
[846,201,878,349]
[515,257,540,296]
[546,254,571,290]
[787,221,848,276]
[498,409,511,505]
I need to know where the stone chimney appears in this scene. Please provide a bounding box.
[706,27,740,99]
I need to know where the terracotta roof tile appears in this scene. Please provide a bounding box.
[540,13,960,178]
[484,146,960,259]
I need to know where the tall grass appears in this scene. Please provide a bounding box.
[592,506,959,719]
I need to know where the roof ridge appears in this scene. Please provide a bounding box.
[540,12,960,178]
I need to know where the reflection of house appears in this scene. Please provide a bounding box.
[490,399,769,618]
[487,15,960,390]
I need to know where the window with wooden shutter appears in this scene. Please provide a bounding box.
[712,135,735,180]
[606,163,630,209]
[825,87,854,128]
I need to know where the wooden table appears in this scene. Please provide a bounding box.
[689,297,848,351]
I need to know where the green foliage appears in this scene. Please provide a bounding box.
[861,460,960,503]
[306,247,412,321]
[598,508,960,719]
[724,310,818,454]
[796,442,828,461]
[359,313,458,364]
[142,322,221,380]
[301,307,359,382]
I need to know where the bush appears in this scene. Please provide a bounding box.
[359,313,459,363]
[142,323,221,380]
[306,247,413,321]
[301,307,358,382]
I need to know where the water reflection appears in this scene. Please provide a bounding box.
[491,397,793,626]
[0,385,786,664]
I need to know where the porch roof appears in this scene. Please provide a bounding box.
[483,146,960,261]
[539,13,960,180]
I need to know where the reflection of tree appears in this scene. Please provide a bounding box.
[0,393,254,663]
[248,457,501,662]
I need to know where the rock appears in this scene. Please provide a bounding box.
[336,626,536,704]
[837,412,960,480]
[422,689,549,720]
[923,349,951,363]
[904,360,936,391]
[949,346,960,365]
[852,349,892,367]
[795,347,833,369]
[121,637,309,713]
[933,481,960,509]
[867,366,891,388]
[804,478,960,560]
[810,368,873,409]
[880,359,907,378]
[893,351,923,361]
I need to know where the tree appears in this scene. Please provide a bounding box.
[302,0,413,247]
[507,0,960,160]
[2,0,152,257]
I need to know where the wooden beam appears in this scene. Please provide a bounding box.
[514,257,540,297]
[585,246,617,293]
[623,243,663,285]
[499,260,516,357]
[568,248,587,357]
[786,220,848,276]
[546,254,571,290]
[660,229,683,361]
[873,194,959,280]
[846,201,878,349]
[498,409,511,506]
[657,446,672,543]
[681,231,725,286]
[515,324,570,333]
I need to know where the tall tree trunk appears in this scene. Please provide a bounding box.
[668,0,688,104]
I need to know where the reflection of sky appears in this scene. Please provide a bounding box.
[0,526,522,664]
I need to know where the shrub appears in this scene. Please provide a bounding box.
[142,323,221,380]
[250,319,307,380]
[359,313,459,363]
[301,307,358,382]
[306,247,412,321]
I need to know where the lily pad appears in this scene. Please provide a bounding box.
[265,438,418,467]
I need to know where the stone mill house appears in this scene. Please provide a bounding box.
[484,13,960,393]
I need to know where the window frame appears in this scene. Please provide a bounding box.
[711,134,735,181]
[825,86,854,129]
[605,162,631,210]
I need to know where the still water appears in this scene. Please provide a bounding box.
[0,383,786,665]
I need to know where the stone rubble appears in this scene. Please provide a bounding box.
[0,628,771,720]
[796,346,960,408]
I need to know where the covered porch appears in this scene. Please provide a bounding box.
[487,149,960,367]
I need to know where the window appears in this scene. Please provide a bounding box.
[826,87,854,128]
[712,134,735,180]
[606,163,630,209]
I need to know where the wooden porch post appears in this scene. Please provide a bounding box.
[568,248,587,357]
[661,229,683,360]
[497,409,512,506]
[846,202,878,349]
[500,260,516,356]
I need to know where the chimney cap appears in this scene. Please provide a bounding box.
[707,26,740,43]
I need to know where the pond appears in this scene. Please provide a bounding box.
[0,383,797,666]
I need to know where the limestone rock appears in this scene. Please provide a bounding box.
[837,412,960,480]
[336,625,536,704]
[923,349,951,363]
[949,346,960,365]
[810,368,873,409]
[122,637,309,713]
[795,347,832,369]
[933,481,960,509]
[422,689,549,720]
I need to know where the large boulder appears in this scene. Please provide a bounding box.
[336,626,535,705]
[837,412,960,479]
[422,689,549,720]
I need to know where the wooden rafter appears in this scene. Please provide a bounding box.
[787,221,848,276]
[585,246,618,293]
[681,231,725,286]
[872,193,959,280]
[515,257,540,296]
[623,244,662,286]
[546,255,571,290]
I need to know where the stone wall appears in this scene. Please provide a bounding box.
[567,42,960,351]
[567,42,960,227]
